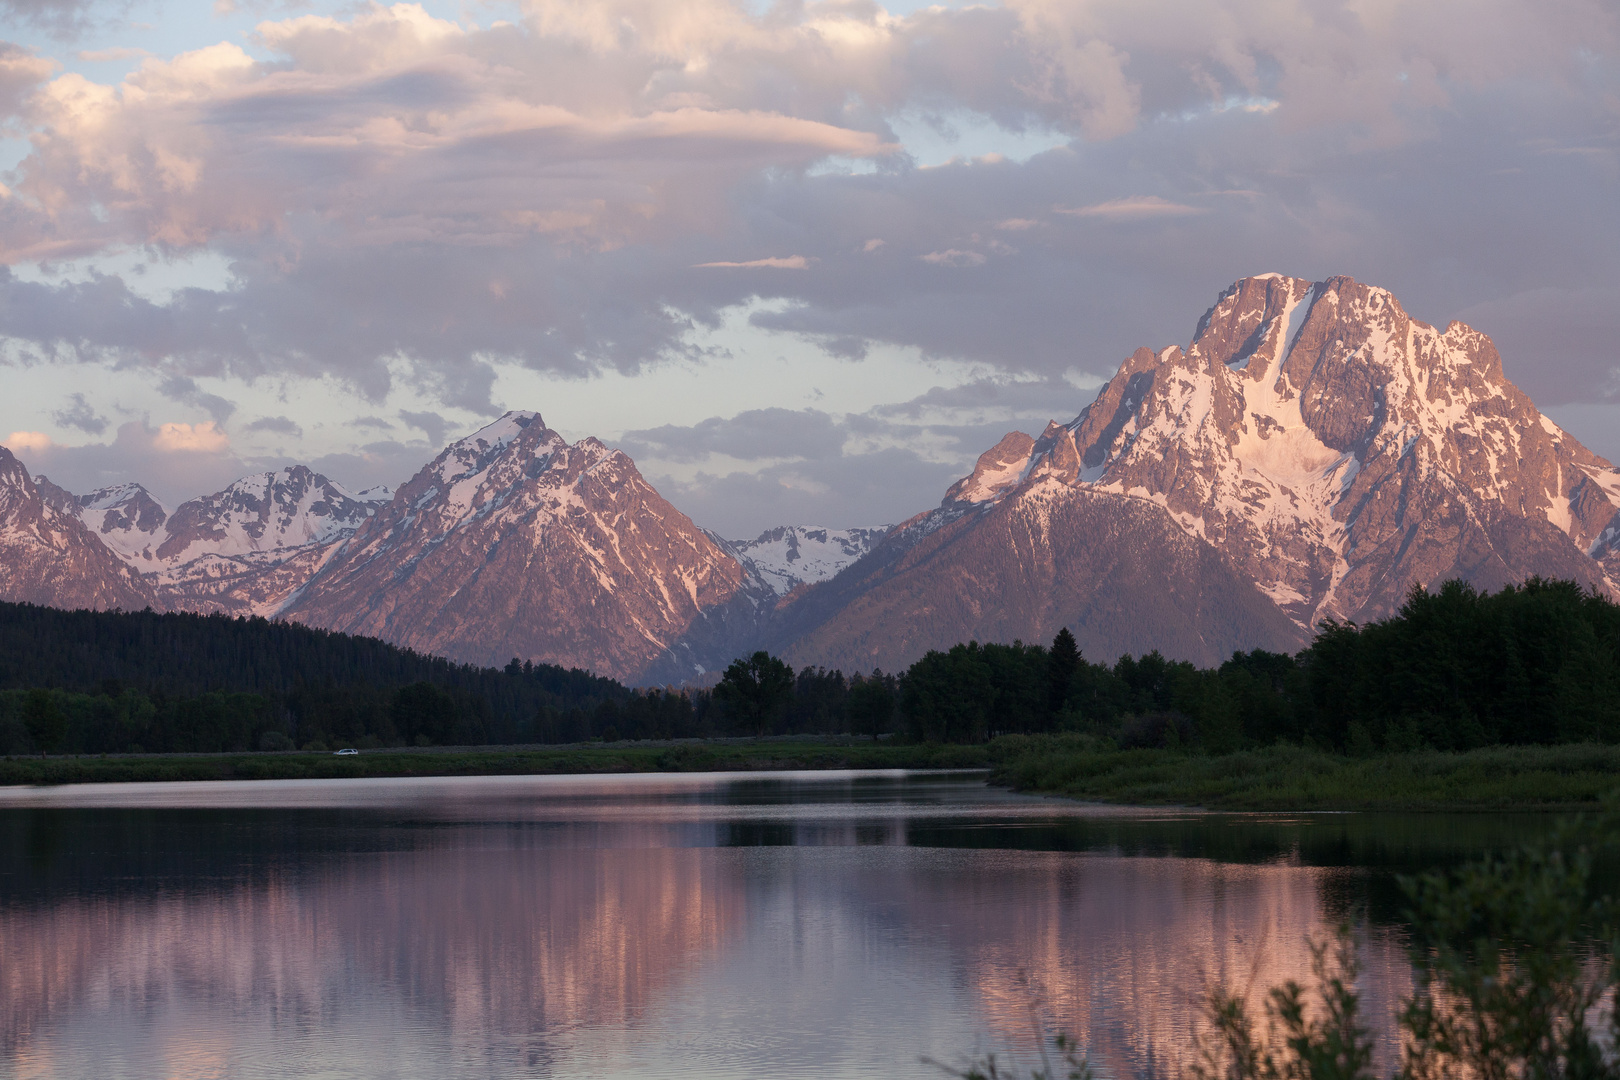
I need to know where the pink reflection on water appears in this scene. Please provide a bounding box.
[0,773,1412,1079]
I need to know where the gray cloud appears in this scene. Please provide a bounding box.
[51,391,106,434]
[245,415,302,436]
[399,410,450,447]
[621,408,846,463]
[0,0,114,41]
[652,448,963,540]
[157,376,236,425]
[1455,285,1620,407]
[0,0,1615,524]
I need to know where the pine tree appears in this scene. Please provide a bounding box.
[1047,627,1081,723]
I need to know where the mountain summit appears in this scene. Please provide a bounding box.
[278,412,753,679]
[764,274,1620,670]
[3,274,1615,680]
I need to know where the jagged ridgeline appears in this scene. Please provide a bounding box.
[0,602,640,753]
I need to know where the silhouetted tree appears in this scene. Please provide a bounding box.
[715,652,795,736]
[847,672,896,740]
[1047,627,1081,722]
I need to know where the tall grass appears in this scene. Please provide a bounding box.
[992,736,1620,811]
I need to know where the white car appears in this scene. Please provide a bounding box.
[333,748,359,756]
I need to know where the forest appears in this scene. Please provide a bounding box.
[1,577,1616,755]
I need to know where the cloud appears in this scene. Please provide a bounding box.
[1056,196,1205,221]
[622,408,846,463]
[653,447,962,540]
[245,415,301,436]
[0,43,55,118]
[152,420,229,453]
[0,0,1615,528]
[6,420,245,504]
[0,0,109,40]
[158,376,235,424]
[694,256,815,269]
[51,391,107,434]
[3,430,53,452]
[1455,285,1620,406]
[920,249,987,267]
[399,410,450,447]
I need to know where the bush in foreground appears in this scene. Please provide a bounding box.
[937,819,1620,1080]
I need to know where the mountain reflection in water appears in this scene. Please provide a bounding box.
[0,771,1556,1079]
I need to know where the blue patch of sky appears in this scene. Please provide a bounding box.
[812,107,1069,175]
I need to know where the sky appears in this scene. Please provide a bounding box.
[0,0,1615,540]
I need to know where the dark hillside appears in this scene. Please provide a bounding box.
[0,602,639,753]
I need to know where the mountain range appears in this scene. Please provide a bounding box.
[4,273,1616,682]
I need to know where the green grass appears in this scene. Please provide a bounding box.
[15,735,1615,809]
[0,739,993,786]
[990,735,1620,811]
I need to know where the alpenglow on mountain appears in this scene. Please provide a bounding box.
[2,273,1616,680]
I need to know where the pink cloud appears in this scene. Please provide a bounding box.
[694,256,815,269]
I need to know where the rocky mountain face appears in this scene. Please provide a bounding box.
[278,413,756,681]
[1063,274,1619,625]
[765,274,1620,671]
[765,438,1311,671]
[0,448,155,611]
[5,273,1616,682]
[54,467,390,616]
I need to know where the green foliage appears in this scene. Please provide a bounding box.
[902,640,1051,742]
[22,688,66,756]
[1047,629,1080,720]
[847,673,897,741]
[0,737,995,785]
[991,739,1620,811]
[714,651,796,736]
[1305,579,1620,750]
[1194,928,1374,1080]
[907,578,1620,751]
[1399,834,1620,1080]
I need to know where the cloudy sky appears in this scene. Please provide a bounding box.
[0,0,1615,538]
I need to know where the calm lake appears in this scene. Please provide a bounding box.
[0,770,1561,1079]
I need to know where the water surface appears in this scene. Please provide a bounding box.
[0,770,1555,1079]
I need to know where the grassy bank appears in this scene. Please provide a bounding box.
[991,735,1620,811]
[0,738,993,786]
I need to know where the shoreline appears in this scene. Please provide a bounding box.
[8,737,1620,814]
[0,739,993,787]
[990,737,1620,813]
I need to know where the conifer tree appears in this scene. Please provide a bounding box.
[1047,627,1081,722]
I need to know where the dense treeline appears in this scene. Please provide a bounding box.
[893,577,1620,751]
[3,578,1614,755]
[0,602,653,753]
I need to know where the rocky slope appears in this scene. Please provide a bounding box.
[56,467,389,616]
[767,274,1620,671]
[278,413,759,681]
[0,448,155,611]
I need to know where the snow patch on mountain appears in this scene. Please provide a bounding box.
[75,482,170,562]
[730,525,892,595]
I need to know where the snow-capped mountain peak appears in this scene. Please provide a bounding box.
[729,525,893,596]
[913,273,1620,626]
[153,465,380,567]
[280,412,753,680]
[71,482,170,562]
